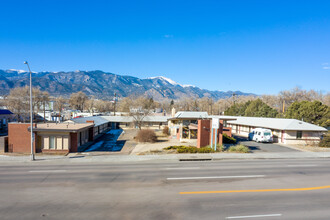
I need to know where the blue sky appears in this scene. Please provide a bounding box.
[0,0,329,95]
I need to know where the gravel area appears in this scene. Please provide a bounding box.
[280,144,330,152]
[131,131,197,155]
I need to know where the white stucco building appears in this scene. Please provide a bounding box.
[224,116,327,145]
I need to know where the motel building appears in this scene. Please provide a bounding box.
[8,122,94,154]
[168,111,235,147]
[168,111,209,140]
[224,116,327,145]
[69,116,112,139]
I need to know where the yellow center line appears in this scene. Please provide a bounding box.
[180,185,330,194]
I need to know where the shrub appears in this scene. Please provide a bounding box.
[164,145,184,150]
[164,145,215,153]
[205,144,224,152]
[228,144,250,153]
[136,129,157,143]
[162,126,170,136]
[197,147,213,153]
[319,132,330,148]
[223,133,236,144]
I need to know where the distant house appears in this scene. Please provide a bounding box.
[224,116,327,145]
[0,109,15,134]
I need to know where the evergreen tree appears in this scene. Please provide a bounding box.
[225,99,278,118]
[286,101,329,127]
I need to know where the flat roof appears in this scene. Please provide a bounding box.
[169,112,236,121]
[169,111,209,120]
[225,116,327,131]
[33,123,94,132]
[70,116,110,127]
[101,116,169,123]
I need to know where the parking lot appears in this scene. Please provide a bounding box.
[234,135,300,153]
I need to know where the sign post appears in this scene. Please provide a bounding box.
[211,118,219,151]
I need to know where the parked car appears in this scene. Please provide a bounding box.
[249,128,273,143]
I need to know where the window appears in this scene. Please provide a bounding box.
[49,136,55,149]
[296,131,302,139]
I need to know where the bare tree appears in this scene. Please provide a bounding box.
[118,97,133,112]
[5,86,48,122]
[69,91,88,111]
[85,97,95,113]
[94,100,112,113]
[129,96,156,129]
[54,96,66,119]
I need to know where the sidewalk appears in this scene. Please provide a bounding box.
[1,151,330,163]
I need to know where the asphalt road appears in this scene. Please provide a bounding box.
[234,135,299,153]
[1,159,330,220]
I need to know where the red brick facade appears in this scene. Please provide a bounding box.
[197,119,210,148]
[70,133,78,152]
[8,123,37,153]
[197,119,231,148]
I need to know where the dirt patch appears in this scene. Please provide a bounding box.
[282,144,330,152]
[117,128,138,154]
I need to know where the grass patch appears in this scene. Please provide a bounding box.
[164,145,223,153]
[228,144,250,153]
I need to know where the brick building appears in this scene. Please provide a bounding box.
[8,122,94,153]
[197,118,234,148]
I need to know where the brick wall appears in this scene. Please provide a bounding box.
[197,120,210,148]
[223,127,232,137]
[70,133,78,152]
[8,123,36,153]
[197,119,229,148]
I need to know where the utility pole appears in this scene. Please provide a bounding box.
[232,92,236,105]
[113,93,117,116]
[24,61,35,161]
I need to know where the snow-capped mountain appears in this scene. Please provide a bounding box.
[0,69,254,100]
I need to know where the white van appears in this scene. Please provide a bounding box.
[249,128,273,143]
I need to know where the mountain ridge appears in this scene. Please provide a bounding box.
[0,69,255,100]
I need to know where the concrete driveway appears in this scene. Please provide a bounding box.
[234,135,300,153]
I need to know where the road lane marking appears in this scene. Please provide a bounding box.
[226,214,282,219]
[180,185,330,194]
[28,170,67,173]
[286,164,317,167]
[163,167,201,170]
[167,175,265,180]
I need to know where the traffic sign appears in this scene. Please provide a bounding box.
[212,118,219,129]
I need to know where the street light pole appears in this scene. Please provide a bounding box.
[24,61,35,161]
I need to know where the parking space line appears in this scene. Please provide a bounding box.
[226,213,282,219]
[180,185,330,194]
[162,167,201,170]
[28,170,67,173]
[286,165,317,167]
[167,175,265,180]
